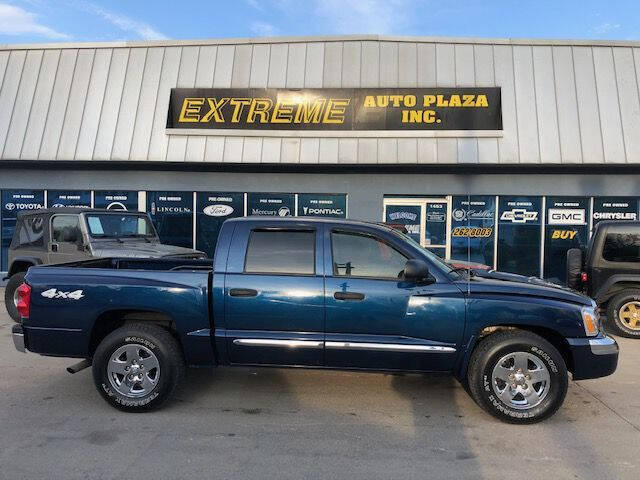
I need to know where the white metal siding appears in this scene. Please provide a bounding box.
[1,36,639,165]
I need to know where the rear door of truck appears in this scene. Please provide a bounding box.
[223,220,325,366]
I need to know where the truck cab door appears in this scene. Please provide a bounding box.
[223,221,325,366]
[49,214,88,264]
[323,226,464,372]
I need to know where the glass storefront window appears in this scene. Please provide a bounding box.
[544,197,590,284]
[1,190,45,271]
[497,196,542,277]
[450,196,496,267]
[196,192,244,258]
[146,191,194,248]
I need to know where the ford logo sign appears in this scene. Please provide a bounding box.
[203,204,234,217]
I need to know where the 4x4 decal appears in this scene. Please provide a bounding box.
[41,288,84,300]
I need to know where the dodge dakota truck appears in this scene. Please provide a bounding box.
[11,217,618,423]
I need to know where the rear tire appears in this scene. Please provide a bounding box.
[467,330,568,424]
[607,290,640,338]
[92,323,185,412]
[4,272,26,322]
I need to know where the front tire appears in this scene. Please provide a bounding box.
[4,272,26,322]
[467,330,568,424]
[92,323,185,412]
[607,290,640,338]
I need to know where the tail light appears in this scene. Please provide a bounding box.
[16,283,31,320]
[581,272,588,283]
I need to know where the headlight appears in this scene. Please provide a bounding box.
[581,305,600,336]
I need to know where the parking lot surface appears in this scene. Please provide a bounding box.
[1,288,639,480]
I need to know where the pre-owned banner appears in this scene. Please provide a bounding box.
[1,189,45,271]
[167,88,502,131]
[498,196,542,277]
[196,192,244,257]
[47,190,91,208]
[247,193,295,216]
[544,197,590,284]
[451,196,496,267]
[592,197,638,229]
[94,191,138,211]
[146,192,193,248]
[297,194,346,218]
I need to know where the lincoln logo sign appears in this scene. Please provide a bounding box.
[167,88,502,131]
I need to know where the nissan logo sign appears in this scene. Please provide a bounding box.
[203,204,234,217]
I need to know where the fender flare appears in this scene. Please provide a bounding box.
[7,257,43,277]
[594,275,640,304]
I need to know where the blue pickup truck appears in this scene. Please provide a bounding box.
[11,217,618,423]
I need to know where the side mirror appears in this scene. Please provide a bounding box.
[403,259,434,284]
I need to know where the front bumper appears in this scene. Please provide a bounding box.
[12,324,25,353]
[566,335,618,380]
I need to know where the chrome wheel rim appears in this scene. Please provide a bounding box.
[491,351,550,410]
[107,344,160,398]
[13,288,20,308]
[619,301,640,331]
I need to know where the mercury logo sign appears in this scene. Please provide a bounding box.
[203,204,234,217]
[106,202,127,211]
[278,206,291,217]
[500,209,538,223]
[548,208,585,225]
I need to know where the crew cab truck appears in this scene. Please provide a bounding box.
[567,220,640,338]
[12,218,618,423]
[4,208,205,321]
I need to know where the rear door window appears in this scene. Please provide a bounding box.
[51,215,81,244]
[244,230,315,274]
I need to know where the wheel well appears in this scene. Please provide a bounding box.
[600,282,640,306]
[476,325,574,373]
[89,310,177,356]
[9,261,33,277]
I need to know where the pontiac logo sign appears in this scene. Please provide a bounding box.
[203,204,234,217]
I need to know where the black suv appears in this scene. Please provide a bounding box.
[567,220,640,337]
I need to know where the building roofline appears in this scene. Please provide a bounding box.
[1,34,639,51]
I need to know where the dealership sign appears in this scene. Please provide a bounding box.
[167,88,502,131]
[548,208,586,225]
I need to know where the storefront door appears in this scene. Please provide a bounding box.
[382,198,451,259]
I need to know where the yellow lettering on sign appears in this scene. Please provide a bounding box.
[476,94,489,107]
[389,95,403,107]
[246,98,273,123]
[436,95,449,107]
[376,95,389,107]
[272,100,295,123]
[229,98,251,123]
[462,95,475,107]
[449,95,461,107]
[404,95,417,107]
[423,95,436,107]
[200,98,230,123]
[178,98,204,122]
[323,99,350,124]
[363,95,376,108]
[294,98,326,123]
[424,110,436,123]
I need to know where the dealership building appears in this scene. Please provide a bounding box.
[1,34,640,283]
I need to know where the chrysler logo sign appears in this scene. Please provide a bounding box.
[203,204,234,217]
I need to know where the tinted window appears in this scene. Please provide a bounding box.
[245,230,315,274]
[332,232,407,279]
[603,230,640,262]
[52,216,80,243]
[15,217,45,248]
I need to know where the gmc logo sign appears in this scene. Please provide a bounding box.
[548,208,586,225]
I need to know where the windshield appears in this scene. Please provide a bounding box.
[386,226,460,277]
[85,213,156,239]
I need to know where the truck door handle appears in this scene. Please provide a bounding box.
[334,292,365,301]
[229,288,258,297]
